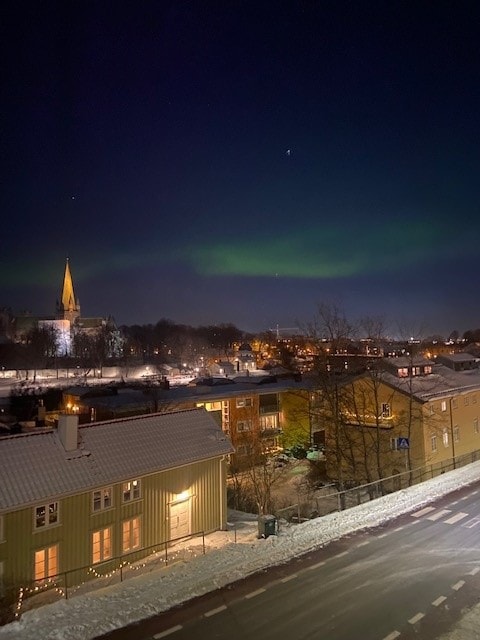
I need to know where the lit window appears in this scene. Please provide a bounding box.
[454,426,460,443]
[34,544,58,582]
[34,502,59,529]
[381,403,391,418]
[260,414,279,430]
[122,479,141,503]
[122,517,141,553]
[424,365,432,374]
[431,434,437,452]
[398,368,408,378]
[441,401,447,412]
[92,527,112,564]
[92,487,113,512]
[443,429,449,447]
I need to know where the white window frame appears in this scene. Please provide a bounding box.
[122,479,141,503]
[92,526,112,564]
[454,425,460,443]
[431,434,437,452]
[92,487,113,512]
[122,517,141,553]
[34,501,59,530]
[236,397,253,408]
[441,401,447,412]
[34,544,59,582]
[474,417,479,434]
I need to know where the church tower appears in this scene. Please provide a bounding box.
[57,258,80,323]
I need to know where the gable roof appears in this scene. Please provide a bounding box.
[0,409,233,512]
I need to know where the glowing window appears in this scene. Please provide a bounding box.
[122,517,141,553]
[34,544,58,581]
[92,527,112,564]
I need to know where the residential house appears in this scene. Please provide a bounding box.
[0,409,233,595]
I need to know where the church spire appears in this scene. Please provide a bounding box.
[58,257,80,322]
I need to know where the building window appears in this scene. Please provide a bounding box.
[464,396,470,406]
[92,527,112,564]
[122,517,141,553]
[454,426,460,443]
[236,397,253,408]
[237,420,252,432]
[122,479,141,503]
[443,429,449,448]
[390,437,398,451]
[412,367,420,376]
[431,434,437,452]
[441,401,447,412]
[429,403,434,416]
[381,403,391,418]
[424,365,432,374]
[34,502,59,529]
[0,561,3,596]
[92,487,113,512]
[474,418,479,435]
[260,414,279,430]
[398,368,408,378]
[452,398,458,409]
[34,544,58,581]
[0,516,3,543]
[473,395,477,404]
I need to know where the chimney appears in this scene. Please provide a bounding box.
[58,414,79,451]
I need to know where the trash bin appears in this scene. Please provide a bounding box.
[258,514,277,538]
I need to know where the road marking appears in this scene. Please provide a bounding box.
[357,540,370,547]
[452,580,465,591]
[432,596,447,606]
[377,533,388,539]
[451,500,459,505]
[382,631,401,640]
[427,509,451,521]
[460,495,469,501]
[246,588,266,599]
[444,512,469,524]
[409,612,425,625]
[307,561,326,570]
[464,517,480,529]
[154,626,183,638]
[471,490,478,495]
[335,551,349,559]
[393,526,404,532]
[281,574,297,583]
[412,506,436,517]
[467,567,480,576]
[204,605,227,617]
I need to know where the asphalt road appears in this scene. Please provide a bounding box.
[98,481,480,640]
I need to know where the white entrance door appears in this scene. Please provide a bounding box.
[169,499,190,541]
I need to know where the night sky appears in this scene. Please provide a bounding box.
[2,1,480,336]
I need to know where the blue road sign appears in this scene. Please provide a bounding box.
[397,437,410,449]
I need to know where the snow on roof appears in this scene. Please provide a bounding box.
[0,409,233,511]
[2,461,480,640]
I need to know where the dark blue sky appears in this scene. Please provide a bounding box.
[2,1,480,336]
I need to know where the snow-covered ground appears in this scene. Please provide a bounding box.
[3,463,480,640]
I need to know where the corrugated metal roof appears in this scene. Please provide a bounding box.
[0,409,233,512]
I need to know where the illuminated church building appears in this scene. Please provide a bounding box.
[13,259,118,356]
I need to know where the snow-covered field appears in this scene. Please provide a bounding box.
[2,463,480,640]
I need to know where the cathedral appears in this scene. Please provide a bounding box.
[8,259,119,356]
